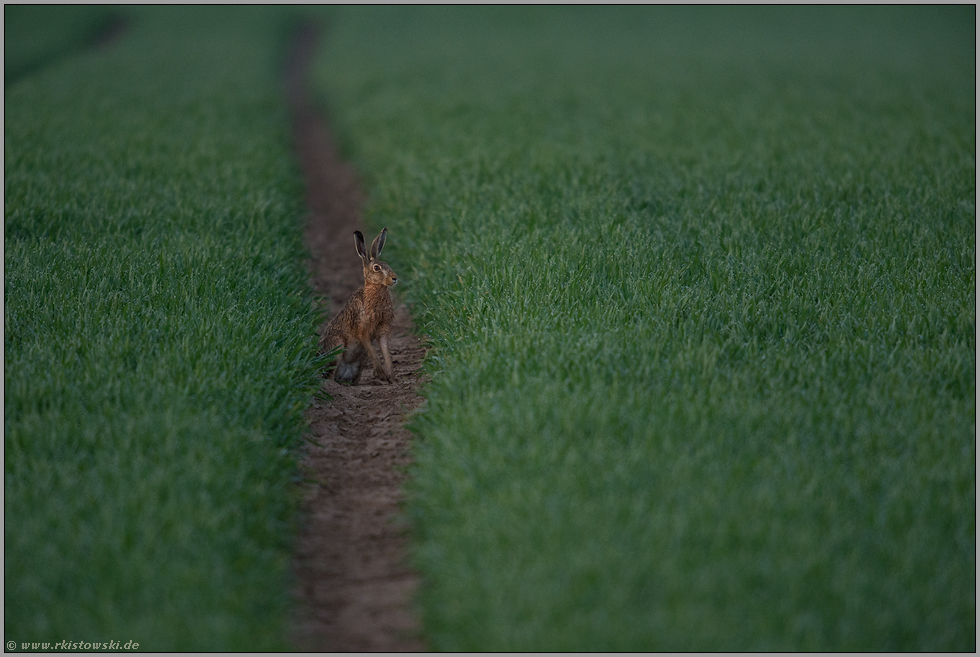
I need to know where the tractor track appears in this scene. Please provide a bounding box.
[284,23,427,652]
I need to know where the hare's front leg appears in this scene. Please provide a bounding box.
[379,333,395,383]
[361,337,392,384]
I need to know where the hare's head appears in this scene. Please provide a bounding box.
[354,228,397,287]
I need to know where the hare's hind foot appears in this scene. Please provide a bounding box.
[333,358,362,384]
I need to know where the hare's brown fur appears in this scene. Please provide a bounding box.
[322,228,397,384]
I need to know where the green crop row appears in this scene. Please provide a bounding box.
[313,6,975,650]
[5,7,320,649]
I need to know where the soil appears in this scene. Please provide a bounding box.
[285,24,427,652]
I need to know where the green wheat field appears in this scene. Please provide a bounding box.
[5,5,975,651]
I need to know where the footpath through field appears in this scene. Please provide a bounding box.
[284,24,427,652]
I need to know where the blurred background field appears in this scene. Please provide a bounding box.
[4,5,118,84]
[312,6,975,651]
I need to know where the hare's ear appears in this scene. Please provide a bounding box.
[353,231,368,263]
[370,227,387,260]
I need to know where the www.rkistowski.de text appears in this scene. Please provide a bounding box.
[6,640,139,651]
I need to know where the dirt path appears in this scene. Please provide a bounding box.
[285,24,427,652]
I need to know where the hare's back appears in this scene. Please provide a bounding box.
[326,288,366,337]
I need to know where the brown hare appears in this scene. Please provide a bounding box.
[322,228,397,384]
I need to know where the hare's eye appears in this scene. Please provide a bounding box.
[373,264,381,272]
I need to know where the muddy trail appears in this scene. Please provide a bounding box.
[285,25,427,652]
